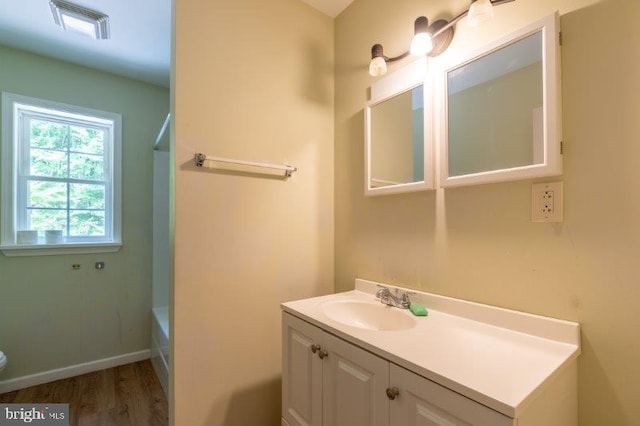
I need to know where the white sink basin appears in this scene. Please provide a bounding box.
[321,300,416,331]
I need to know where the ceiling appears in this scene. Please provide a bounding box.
[300,0,354,17]
[0,0,353,88]
[0,0,171,87]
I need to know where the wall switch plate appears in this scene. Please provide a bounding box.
[532,181,563,222]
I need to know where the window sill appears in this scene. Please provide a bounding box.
[0,242,122,257]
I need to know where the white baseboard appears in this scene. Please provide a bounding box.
[0,349,150,394]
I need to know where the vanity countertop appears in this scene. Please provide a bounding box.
[281,278,580,418]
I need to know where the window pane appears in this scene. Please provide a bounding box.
[70,153,104,181]
[70,183,105,209]
[28,209,67,235]
[70,126,104,155]
[70,210,105,236]
[30,120,68,150]
[28,181,68,208]
[9,98,119,246]
[30,148,68,178]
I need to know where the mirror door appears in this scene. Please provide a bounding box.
[438,12,562,187]
[365,58,435,196]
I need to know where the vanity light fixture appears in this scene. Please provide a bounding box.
[368,0,514,76]
[50,0,110,40]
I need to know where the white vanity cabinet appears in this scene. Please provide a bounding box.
[282,313,323,426]
[282,313,389,426]
[389,364,511,426]
[282,312,511,426]
[282,279,580,426]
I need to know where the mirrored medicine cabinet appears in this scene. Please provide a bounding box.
[365,57,434,196]
[364,12,562,194]
[438,12,562,187]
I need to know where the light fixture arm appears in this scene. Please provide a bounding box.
[371,44,410,63]
[384,52,411,62]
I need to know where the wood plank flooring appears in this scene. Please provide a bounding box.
[0,360,168,426]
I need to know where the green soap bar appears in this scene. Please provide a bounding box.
[409,303,428,316]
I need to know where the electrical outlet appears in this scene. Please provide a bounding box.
[532,182,563,222]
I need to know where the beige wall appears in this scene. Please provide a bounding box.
[335,0,639,425]
[173,0,334,424]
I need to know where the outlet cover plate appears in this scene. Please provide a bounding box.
[532,181,563,222]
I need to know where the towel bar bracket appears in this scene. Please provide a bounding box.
[195,153,207,167]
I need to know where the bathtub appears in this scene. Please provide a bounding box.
[150,306,169,395]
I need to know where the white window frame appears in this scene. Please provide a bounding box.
[1,92,122,256]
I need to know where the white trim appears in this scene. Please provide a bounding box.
[370,58,426,101]
[1,92,122,252]
[437,12,562,188]
[0,349,150,394]
[1,242,121,257]
[1,94,16,248]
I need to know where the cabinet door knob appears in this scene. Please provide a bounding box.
[386,387,400,400]
[318,350,329,359]
[310,344,320,354]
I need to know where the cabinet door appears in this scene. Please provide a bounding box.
[322,332,390,426]
[283,313,324,426]
[390,364,514,426]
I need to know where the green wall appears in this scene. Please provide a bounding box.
[0,44,169,380]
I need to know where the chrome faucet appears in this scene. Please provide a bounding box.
[375,286,413,309]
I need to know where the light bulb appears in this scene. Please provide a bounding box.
[467,0,494,27]
[369,56,387,77]
[410,32,433,56]
[410,16,433,56]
